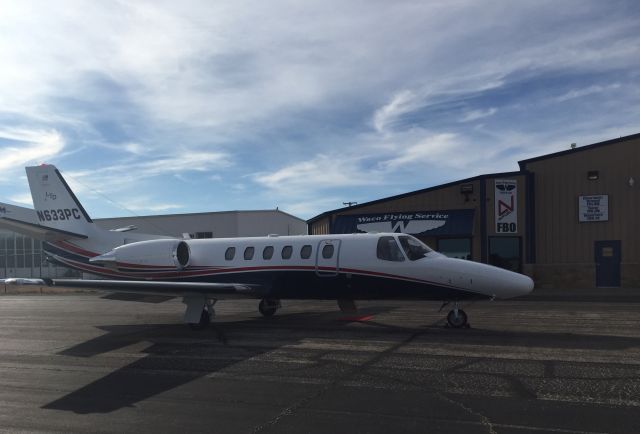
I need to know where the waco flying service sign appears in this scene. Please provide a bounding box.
[495,180,518,233]
[332,209,474,236]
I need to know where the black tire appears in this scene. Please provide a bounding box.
[188,309,211,330]
[447,309,468,328]
[259,299,278,317]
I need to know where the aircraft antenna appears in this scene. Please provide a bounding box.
[61,171,173,236]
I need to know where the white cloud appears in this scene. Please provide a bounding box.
[8,192,33,206]
[552,84,622,103]
[460,108,497,122]
[64,150,231,192]
[121,199,184,213]
[0,128,65,174]
[254,154,379,195]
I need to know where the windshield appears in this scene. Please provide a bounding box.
[398,235,433,261]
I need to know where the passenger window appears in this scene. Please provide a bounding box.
[225,247,236,261]
[300,245,312,259]
[263,246,274,260]
[281,245,293,259]
[322,244,334,259]
[376,236,405,262]
[244,247,255,260]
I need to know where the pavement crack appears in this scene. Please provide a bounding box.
[438,393,497,434]
[252,329,425,433]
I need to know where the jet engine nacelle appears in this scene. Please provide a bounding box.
[91,239,191,270]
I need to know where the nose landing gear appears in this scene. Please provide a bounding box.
[441,301,469,328]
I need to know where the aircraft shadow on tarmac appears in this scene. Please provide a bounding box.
[43,307,640,414]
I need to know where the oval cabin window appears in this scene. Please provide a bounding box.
[225,247,236,261]
[300,245,312,259]
[244,247,255,260]
[263,246,274,260]
[281,245,293,259]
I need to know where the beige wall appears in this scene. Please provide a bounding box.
[525,138,639,265]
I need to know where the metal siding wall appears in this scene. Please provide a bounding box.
[309,217,331,235]
[528,139,639,265]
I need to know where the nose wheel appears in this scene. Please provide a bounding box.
[446,304,469,328]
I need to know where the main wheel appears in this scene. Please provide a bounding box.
[258,299,278,317]
[188,309,211,330]
[447,309,468,328]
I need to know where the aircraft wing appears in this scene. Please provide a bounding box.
[3,278,264,299]
[0,217,88,241]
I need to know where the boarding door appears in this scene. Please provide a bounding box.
[315,239,341,277]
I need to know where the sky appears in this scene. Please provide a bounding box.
[0,0,639,220]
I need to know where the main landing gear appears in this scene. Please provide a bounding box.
[258,298,281,317]
[441,301,469,328]
[183,297,217,330]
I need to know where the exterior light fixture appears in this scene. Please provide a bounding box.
[629,177,635,187]
[460,183,474,202]
[587,170,599,181]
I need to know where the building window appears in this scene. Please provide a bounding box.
[194,232,213,239]
[281,245,293,260]
[438,238,472,260]
[376,236,405,262]
[263,246,274,260]
[489,237,521,272]
[244,247,255,260]
[225,247,236,261]
[300,245,312,259]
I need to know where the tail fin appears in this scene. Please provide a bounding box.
[26,164,93,237]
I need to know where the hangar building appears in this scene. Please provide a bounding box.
[309,133,639,289]
[0,209,307,279]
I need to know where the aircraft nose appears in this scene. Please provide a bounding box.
[489,266,534,299]
[513,272,534,296]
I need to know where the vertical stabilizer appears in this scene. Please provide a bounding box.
[26,165,93,236]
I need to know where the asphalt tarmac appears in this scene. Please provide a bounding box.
[0,294,638,433]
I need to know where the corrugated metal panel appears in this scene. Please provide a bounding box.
[526,138,639,264]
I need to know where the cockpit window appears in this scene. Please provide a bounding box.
[398,235,432,261]
[376,236,405,262]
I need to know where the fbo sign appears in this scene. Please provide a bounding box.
[495,180,517,233]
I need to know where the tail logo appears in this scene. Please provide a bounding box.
[45,192,57,201]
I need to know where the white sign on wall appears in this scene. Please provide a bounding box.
[495,180,518,233]
[579,195,609,222]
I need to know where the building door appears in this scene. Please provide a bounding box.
[594,240,621,287]
[315,239,341,277]
[488,237,522,272]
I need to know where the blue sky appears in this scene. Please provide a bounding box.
[1,0,639,220]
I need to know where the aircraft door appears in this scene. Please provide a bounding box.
[315,239,341,277]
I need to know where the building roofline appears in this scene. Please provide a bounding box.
[518,132,640,169]
[307,170,523,224]
[96,209,306,223]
